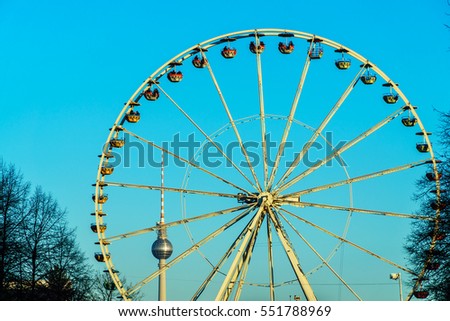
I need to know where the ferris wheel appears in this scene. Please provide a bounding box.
[92,28,444,301]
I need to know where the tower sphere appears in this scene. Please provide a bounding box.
[152,238,173,259]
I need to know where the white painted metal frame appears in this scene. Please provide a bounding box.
[93,29,442,301]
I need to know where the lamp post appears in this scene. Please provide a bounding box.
[390,273,403,301]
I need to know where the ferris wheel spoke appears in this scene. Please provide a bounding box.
[234,202,264,301]
[275,106,408,194]
[267,207,317,301]
[154,84,259,191]
[126,206,255,297]
[274,66,366,189]
[280,207,416,275]
[283,158,433,198]
[267,42,314,190]
[276,209,362,300]
[215,204,266,300]
[201,50,262,192]
[233,211,265,301]
[254,34,269,188]
[191,214,256,300]
[266,216,275,301]
[282,200,432,220]
[102,181,241,199]
[122,128,251,194]
[104,204,254,243]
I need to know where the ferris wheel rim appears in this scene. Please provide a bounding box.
[93,28,442,301]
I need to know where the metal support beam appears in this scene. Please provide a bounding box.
[267,208,317,301]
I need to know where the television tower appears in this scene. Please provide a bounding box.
[151,150,173,300]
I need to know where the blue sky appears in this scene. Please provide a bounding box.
[1,0,449,300]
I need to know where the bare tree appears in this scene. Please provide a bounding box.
[0,160,30,298]
[15,186,67,298]
[47,222,97,300]
[93,272,143,301]
[94,272,117,301]
[446,0,450,29]
[406,111,450,300]
[2,160,141,300]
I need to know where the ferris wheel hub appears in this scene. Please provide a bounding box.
[258,191,274,208]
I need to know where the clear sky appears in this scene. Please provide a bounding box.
[1,0,449,301]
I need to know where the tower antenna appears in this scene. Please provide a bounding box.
[151,150,173,300]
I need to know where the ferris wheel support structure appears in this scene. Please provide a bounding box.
[92,28,442,301]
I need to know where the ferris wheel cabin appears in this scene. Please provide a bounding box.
[249,41,265,54]
[307,38,324,59]
[167,70,183,82]
[100,165,114,175]
[94,252,110,262]
[401,117,417,127]
[430,200,447,211]
[110,138,125,148]
[361,72,377,85]
[334,48,351,70]
[382,82,399,104]
[415,132,432,153]
[221,46,237,58]
[192,55,208,68]
[125,110,141,123]
[426,262,441,271]
[278,32,295,54]
[93,194,108,204]
[426,172,442,181]
[143,87,160,101]
[413,290,429,299]
[91,223,107,233]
